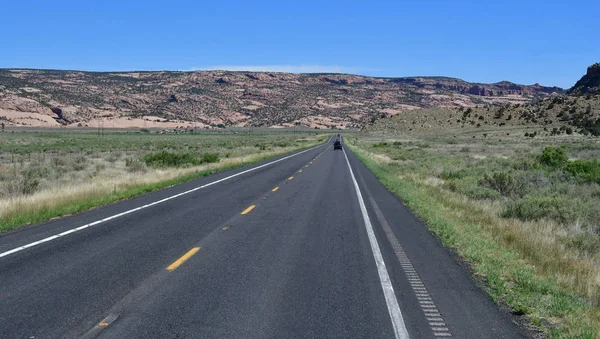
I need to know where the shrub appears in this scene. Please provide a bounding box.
[444,178,501,200]
[440,169,467,180]
[539,146,568,168]
[51,157,67,167]
[201,153,220,164]
[125,158,147,172]
[6,171,41,195]
[107,152,121,163]
[142,151,200,167]
[479,172,516,196]
[373,142,389,148]
[565,159,600,184]
[564,232,600,255]
[25,166,50,179]
[502,195,583,224]
[21,175,39,195]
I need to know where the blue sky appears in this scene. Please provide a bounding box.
[0,0,597,88]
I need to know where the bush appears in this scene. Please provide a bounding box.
[142,151,200,168]
[443,176,501,200]
[479,172,516,196]
[141,151,219,168]
[373,142,389,148]
[21,175,39,195]
[440,169,467,180]
[125,158,147,172]
[565,159,600,184]
[5,170,41,195]
[539,146,568,168]
[502,195,583,224]
[564,233,600,256]
[51,157,67,167]
[25,166,50,179]
[107,152,121,163]
[201,153,220,164]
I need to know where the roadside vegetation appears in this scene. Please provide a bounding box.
[348,127,600,338]
[0,130,325,232]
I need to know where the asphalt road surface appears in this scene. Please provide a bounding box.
[0,137,527,338]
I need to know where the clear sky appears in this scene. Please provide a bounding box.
[1,0,597,88]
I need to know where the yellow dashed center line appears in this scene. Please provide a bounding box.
[166,247,200,271]
[241,205,256,215]
[305,165,309,168]
[272,187,279,192]
[288,176,294,180]
[98,322,109,327]
[222,226,230,231]
[298,170,303,173]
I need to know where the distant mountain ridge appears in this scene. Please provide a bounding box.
[0,69,562,129]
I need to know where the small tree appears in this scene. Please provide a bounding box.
[539,146,568,167]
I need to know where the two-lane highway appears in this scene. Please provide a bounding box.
[0,137,526,338]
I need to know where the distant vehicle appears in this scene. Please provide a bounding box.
[333,139,343,150]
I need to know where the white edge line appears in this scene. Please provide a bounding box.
[0,143,327,259]
[342,148,409,339]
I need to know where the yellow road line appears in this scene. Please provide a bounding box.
[98,323,109,327]
[305,165,309,168]
[272,187,279,192]
[241,205,256,214]
[166,247,200,271]
[222,226,230,231]
[298,170,303,173]
[288,176,294,180]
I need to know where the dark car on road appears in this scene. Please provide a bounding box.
[333,139,343,150]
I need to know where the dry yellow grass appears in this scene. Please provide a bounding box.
[0,147,298,224]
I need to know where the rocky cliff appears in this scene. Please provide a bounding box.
[569,63,600,95]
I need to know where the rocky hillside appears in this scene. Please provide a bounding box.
[367,63,600,137]
[0,69,562,129]
[569,63,600,95]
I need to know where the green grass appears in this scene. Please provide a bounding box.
[347,137,600,338]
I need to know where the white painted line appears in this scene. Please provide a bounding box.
[342,149,409,339]
[434,333,453,337]
[364,192,454,337]
[0,144,325,259]
[432,327,449,332]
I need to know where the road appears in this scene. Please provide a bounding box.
[0,137,526,338]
